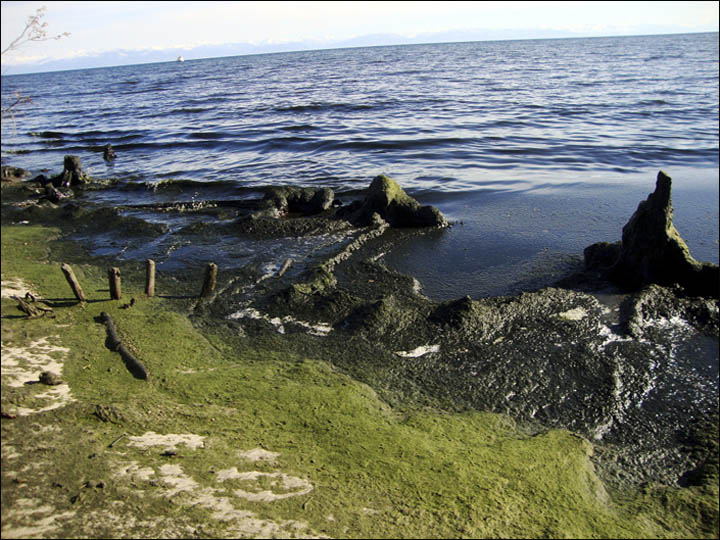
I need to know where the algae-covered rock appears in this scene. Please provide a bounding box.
[338,175,448,228]
[1,165,30,183]
[262,186,335,216]
[585,171,718,297]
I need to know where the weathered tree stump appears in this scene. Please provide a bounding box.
[108,267,121,300]
[60,155,88,187]
[145,259,155,297]
[200,262,218,297]
[61,263,87,302]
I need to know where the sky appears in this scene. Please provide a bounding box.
[1,1,719,73]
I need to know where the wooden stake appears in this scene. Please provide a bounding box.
[200,262,217,297]
[61,263,87,302]
[145,259,155,297]
[108,267,121,300]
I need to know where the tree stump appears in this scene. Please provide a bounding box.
[60,155,88,187]
[145,259,155,297]
[108,267,121,300]
[200,262,217,297]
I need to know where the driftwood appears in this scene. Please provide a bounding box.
[277,258,293,277]
[108,267,121,300]
[12,293,54,318]
[100,312,148,380]
[200,262,218,297]
[61,263,87,302]
[145,259,155,297]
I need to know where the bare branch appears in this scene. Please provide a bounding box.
[1,6,70,121]
[2,6,71,57]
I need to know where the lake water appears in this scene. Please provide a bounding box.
[2,32,718,299]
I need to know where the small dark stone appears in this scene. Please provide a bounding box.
[39,371,62,386]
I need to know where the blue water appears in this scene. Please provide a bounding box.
[2,33,718,298]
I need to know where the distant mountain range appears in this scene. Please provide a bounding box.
[5,26,714,74]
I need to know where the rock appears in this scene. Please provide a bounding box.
[1,165,30,183]
[58,155,88,187]
[39,371,63,385]
[261,186,335,216]
[337,175,448,228]
[42,184,65,204]
[585,171,718,297]
[103,144,117,161]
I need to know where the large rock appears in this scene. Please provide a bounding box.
[337,175,448,228]
[585,171,718,297]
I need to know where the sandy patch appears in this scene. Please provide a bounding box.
[216,468,313,502]
[158,463,201,497]
[1,337,75,416]
[0,497,76,539]
[110,447,323,538]
[126,432,206,451]
[114,460,156,482]
[238,447,280,463]
[1,278,35,299]
[1,337,70,388]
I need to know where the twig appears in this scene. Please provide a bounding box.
[108,433,126,448]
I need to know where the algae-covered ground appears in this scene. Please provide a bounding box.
[1,224,718,539]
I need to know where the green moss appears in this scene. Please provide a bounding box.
[1,224,717,538]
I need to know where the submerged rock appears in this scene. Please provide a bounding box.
[585,171,718,297]
[337,175,448,228]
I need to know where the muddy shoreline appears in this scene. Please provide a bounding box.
[2,164,718,491]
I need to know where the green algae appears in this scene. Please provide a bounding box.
[1,224,718,538]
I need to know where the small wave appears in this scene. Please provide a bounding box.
[274,102,375,114]
[29,131,63,139]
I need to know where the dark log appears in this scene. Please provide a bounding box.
[108,267,121,300]
[200,262,218,297]
[100,312,148,380]
[145,259,155,297]
[61,263,87,302]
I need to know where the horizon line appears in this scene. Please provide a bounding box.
[2,29,717,77]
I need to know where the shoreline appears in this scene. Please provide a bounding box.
[1,166,719,537]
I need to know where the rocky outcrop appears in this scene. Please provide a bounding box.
[585,171,718,297]
[1,165,30,183]
[337,175,448,228]
[260,186,335,217]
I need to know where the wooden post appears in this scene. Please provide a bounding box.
[145,259,155,297]
[200,262,217,297]
[61,263,87,302]
[108,267,121,300]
